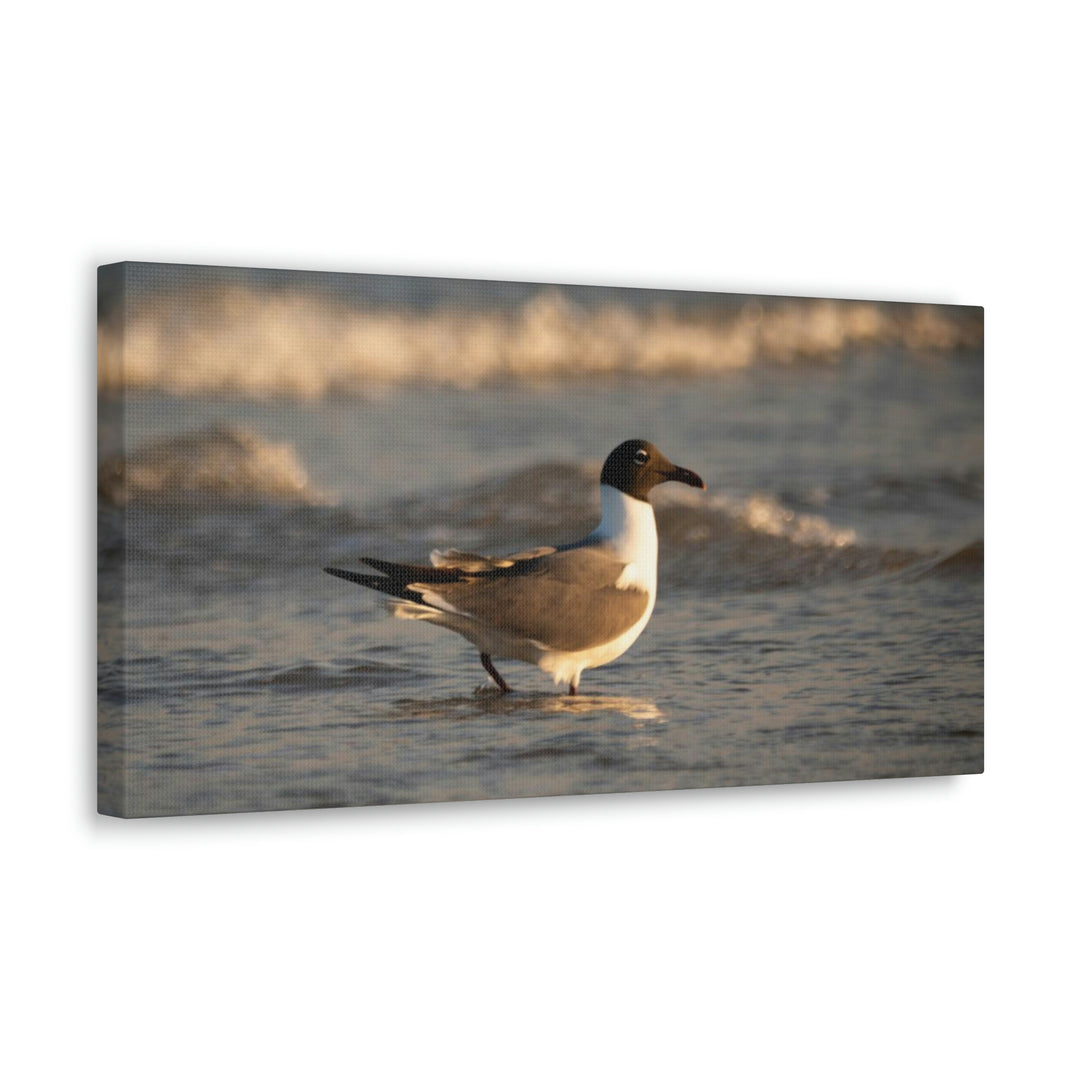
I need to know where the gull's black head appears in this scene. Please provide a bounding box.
[600,439,706,502]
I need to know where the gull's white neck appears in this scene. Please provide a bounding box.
[592,484,659,572]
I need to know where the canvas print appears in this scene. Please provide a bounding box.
[97,262,983,817]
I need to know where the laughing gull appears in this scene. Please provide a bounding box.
[324,439,705,694]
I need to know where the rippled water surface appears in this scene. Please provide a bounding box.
[98,357,982,816]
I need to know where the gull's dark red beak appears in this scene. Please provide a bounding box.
[667,464,706,490]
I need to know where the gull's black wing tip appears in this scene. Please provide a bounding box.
[324,566,369,585]
[324,565,421,600]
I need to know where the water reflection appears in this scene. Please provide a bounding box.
[395,690,665,724]
[544,694,665,723]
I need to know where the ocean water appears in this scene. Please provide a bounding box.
[98,348,983,817]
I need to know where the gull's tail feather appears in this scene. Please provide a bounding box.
[323,564,469,624]
[323,559,464,604]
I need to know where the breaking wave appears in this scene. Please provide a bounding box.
[354,462,954,590]
[387,462,856,549]
[98,424,333,506]
[98,434,979,591]
[98,281,983,399]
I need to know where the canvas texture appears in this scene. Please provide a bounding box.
[97,262,984,817]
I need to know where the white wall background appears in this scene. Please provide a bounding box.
[5,3,1075,1077]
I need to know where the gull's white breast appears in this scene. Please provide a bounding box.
[535,485,659,685]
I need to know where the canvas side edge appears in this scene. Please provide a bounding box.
[97,263,130,817]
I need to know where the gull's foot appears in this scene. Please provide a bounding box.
[474,681,509,697]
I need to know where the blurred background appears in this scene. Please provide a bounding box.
[98,262,982,397]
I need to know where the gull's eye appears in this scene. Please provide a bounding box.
[634,448,649,466]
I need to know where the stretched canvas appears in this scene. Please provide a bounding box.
[97,262,984,817]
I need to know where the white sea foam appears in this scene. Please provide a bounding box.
[653,486,856,547]
[98,424,334,506]
[98,284,982,399]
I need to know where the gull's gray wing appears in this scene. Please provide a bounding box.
[429,547,557,571]
[412,546,648,653]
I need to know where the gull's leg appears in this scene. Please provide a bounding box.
[481,653,512,693]
[568,673,580,696]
